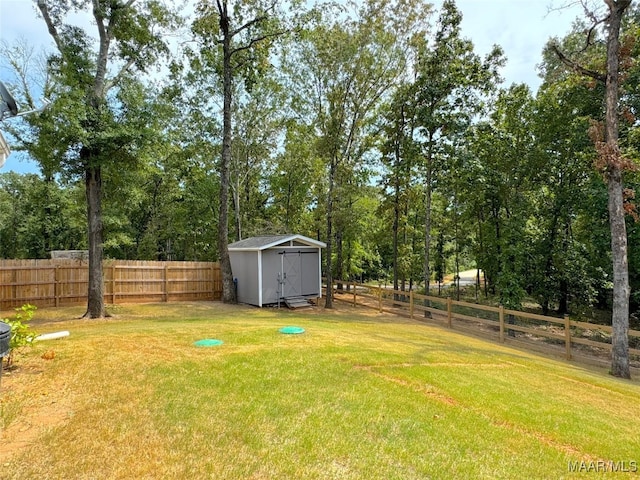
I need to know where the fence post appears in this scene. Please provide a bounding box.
[499,305,505,342]
[564,315,572,360]
[378,285,382,313]
[410,291,414,319]
[447,297,452,328]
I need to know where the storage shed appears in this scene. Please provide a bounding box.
[228,234,326,307]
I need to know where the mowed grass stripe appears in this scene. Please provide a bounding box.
[149,351,568,479]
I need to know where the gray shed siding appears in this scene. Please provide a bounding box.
[228,235,325,307]
[229,250,260,306]
[261,249,282,305]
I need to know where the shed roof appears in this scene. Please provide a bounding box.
[228,234,326,251]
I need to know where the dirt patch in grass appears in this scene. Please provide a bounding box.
[1,360,76,462]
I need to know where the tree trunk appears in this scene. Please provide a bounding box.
[43,173,54,256]
[219,4,237,304]
[491,202,501,295]
[346,238,352,292]
[551,0,632,378]
[558,278,569,315]
[557,219,571,315]
[608,169,630,377]
[392,109,403,297]
[324,157,336,308]
[336,230,343,292]
[85,165,106,318]
[476,210,487,298]
[605,0,631,379]
[285,174,292,231]
[392,185,400,293]
[453,186,460,301]
[232,183,242,241]
[9,187,18,258]
[424,135,434,296]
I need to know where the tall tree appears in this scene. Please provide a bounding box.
[413,0,504,295]
[0,39,67,256]
[527,80,601,315]
[466,85,538,307]
[551,0,634,378]
[284,0,428,307]
[191,0,291,303]
[35,0,181,317]
[230,76,285,240]
[268,122,324,234]
[377,84,420,294]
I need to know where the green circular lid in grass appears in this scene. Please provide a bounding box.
[194,339,224,347]
[279,326,305,335]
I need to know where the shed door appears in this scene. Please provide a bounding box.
[300,251,319,296]
[281,252,302,298]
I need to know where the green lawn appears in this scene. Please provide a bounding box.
[1,302,639,479]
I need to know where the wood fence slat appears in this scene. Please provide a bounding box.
[451,299,500,313]
[411,304,447,316]
[379,296,410,308]
[328,278,640,365]
[570,336,612,351]
[504,308,567,325]
[0,259,222,309]
[411,292,448,305]
[452,312,499,327]
[571,319,613,333]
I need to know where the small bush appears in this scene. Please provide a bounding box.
[2,304,37,370]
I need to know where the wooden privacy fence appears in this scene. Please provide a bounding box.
[329,281,640,361]
[0,259,222,310]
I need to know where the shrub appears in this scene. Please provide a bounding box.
[1,304,37,370]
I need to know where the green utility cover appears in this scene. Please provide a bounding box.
[194,339,224,347]
[279,326,305,335]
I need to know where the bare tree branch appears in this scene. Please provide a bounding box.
[103,57,138,92]
[578,15,608,53]
[231,14,269,38]
[550,44,606,82]
[230,29,289,58]
[36,1,64,53]
[230,1,277,38]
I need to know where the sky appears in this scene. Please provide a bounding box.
[0,0,586,174]
[447,0,585,88]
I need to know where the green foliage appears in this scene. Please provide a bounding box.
[0,173,86,258]
[1,0,640,322]
[2,304,37,369]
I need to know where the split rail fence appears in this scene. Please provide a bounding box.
[0,259,222,310]
[329,281,640,362]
